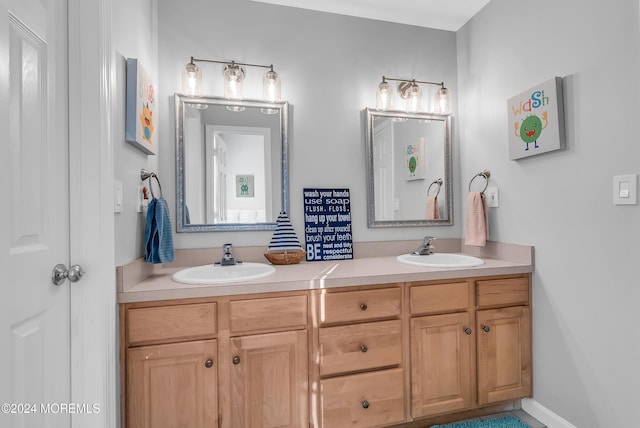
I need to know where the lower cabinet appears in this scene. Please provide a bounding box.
[229,330,308,427]
[126,340,218,428]
[477,306,531,405]
[409,276,532,421]
[410,312,473,418]
[121,274,531,428]
[122,293,308,428]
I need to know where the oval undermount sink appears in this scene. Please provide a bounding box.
[172,262,276,285]
[397,253,484,268]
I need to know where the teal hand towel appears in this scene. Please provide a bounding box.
[144,198,175,264]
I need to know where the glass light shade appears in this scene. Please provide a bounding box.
[263,69,281,102]
[406,83,422,113]
[376,80,393,110]
[182,62,202,96]
[223,63,245,100]
[435,87,451,114]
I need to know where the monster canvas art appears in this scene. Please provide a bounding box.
[507,77,565,160]
[126,58,158,155]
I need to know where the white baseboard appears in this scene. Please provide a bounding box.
[521,398,577,428]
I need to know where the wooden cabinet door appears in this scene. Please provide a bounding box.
[477,306,531,405]
[127,340,218,428]
[230,330,308,427]
[410,312,473,418]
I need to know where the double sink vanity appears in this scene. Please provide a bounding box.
[118,239,534,428]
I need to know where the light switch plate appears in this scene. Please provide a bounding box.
[114,180,123,213]
[613,174,637,205]
[486,187,499,208]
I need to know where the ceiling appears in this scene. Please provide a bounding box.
[249,0,491,31]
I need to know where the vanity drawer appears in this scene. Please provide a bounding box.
[319,319,402,376]
[229,295,307,334]
[410,281,470,315]
[319,287,401,325]
[321,368,405,428]
[476,277,529,308]
[127,302,217,346]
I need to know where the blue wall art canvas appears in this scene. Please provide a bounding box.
[507,77,565,160]
[126,58,157,155]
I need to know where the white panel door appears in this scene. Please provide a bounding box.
[373,120,395,220]
[0,0,70,427]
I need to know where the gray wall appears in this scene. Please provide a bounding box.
[113,0,159,265]
[155,0,461,251]
[457,0,640,426]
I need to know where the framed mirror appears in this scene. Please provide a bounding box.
[364,108,452,227]
[175,94,289,232]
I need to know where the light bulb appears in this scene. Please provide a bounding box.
[435,87,451,114]
[182,62,202,96]
[376,80,392,110]
[223,63,245,100]
[263,69,281,102]
[406,83,422,113]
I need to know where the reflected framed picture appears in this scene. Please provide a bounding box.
[236,175,254,197]
[404,137,425,181]
[126,58,157,155]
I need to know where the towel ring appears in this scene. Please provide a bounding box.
[427,178,443,197]
[140,168,163,199]
[468,169,490,193]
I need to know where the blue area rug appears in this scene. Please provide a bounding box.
[432,415,532,428]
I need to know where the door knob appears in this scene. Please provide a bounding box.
[482,325,491,333]
[51,264,85,286]
[232,356,241,365]
[205,359,214,368]
[463,327,472,335]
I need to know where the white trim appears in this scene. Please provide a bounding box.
[521,398,577,428]
[68,0,117,426]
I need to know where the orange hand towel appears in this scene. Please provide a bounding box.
[426,195,440,220]
[465,192,488,247]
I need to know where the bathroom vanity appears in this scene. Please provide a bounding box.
[117,241,533,428]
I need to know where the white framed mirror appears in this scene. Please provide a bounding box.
[175,94,289,232]
[364,108,452,227]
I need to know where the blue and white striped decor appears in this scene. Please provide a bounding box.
[267,212,304,252]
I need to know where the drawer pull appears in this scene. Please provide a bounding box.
[232,356,241,365]
[360,344,368,353]
[481,325,491,333]
[360,303,368,311]
[464,327,472,335]
[205,358,214,368]
[361,400,370,409]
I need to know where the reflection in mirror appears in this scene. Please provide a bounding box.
[175,95,289,231]
[364,108,452,227]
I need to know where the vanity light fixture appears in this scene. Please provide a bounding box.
[376,76,451,114]
[182,57,282,113]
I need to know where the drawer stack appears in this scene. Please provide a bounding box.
[315,286,404,428]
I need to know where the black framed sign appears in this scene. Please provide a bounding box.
[303,188,353,261]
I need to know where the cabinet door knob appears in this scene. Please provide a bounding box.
[205,358,214,368]
[232,356,241,365]
[360,344,368,353]
[482,325,490,333]
[360,303,368,311]
[361,400,369,409]
[464,327,472,335]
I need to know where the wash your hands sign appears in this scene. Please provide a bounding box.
[303,188,353,261]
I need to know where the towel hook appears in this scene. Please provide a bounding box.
[140,168,163,199]
[468,169,490,193]
[427,178,443,197]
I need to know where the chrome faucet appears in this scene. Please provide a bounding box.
[216,243,241,266]
[412,236,436,255]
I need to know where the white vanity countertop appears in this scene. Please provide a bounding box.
[117,240,534,303]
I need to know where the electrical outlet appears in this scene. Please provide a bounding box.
[486,187,499,208]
